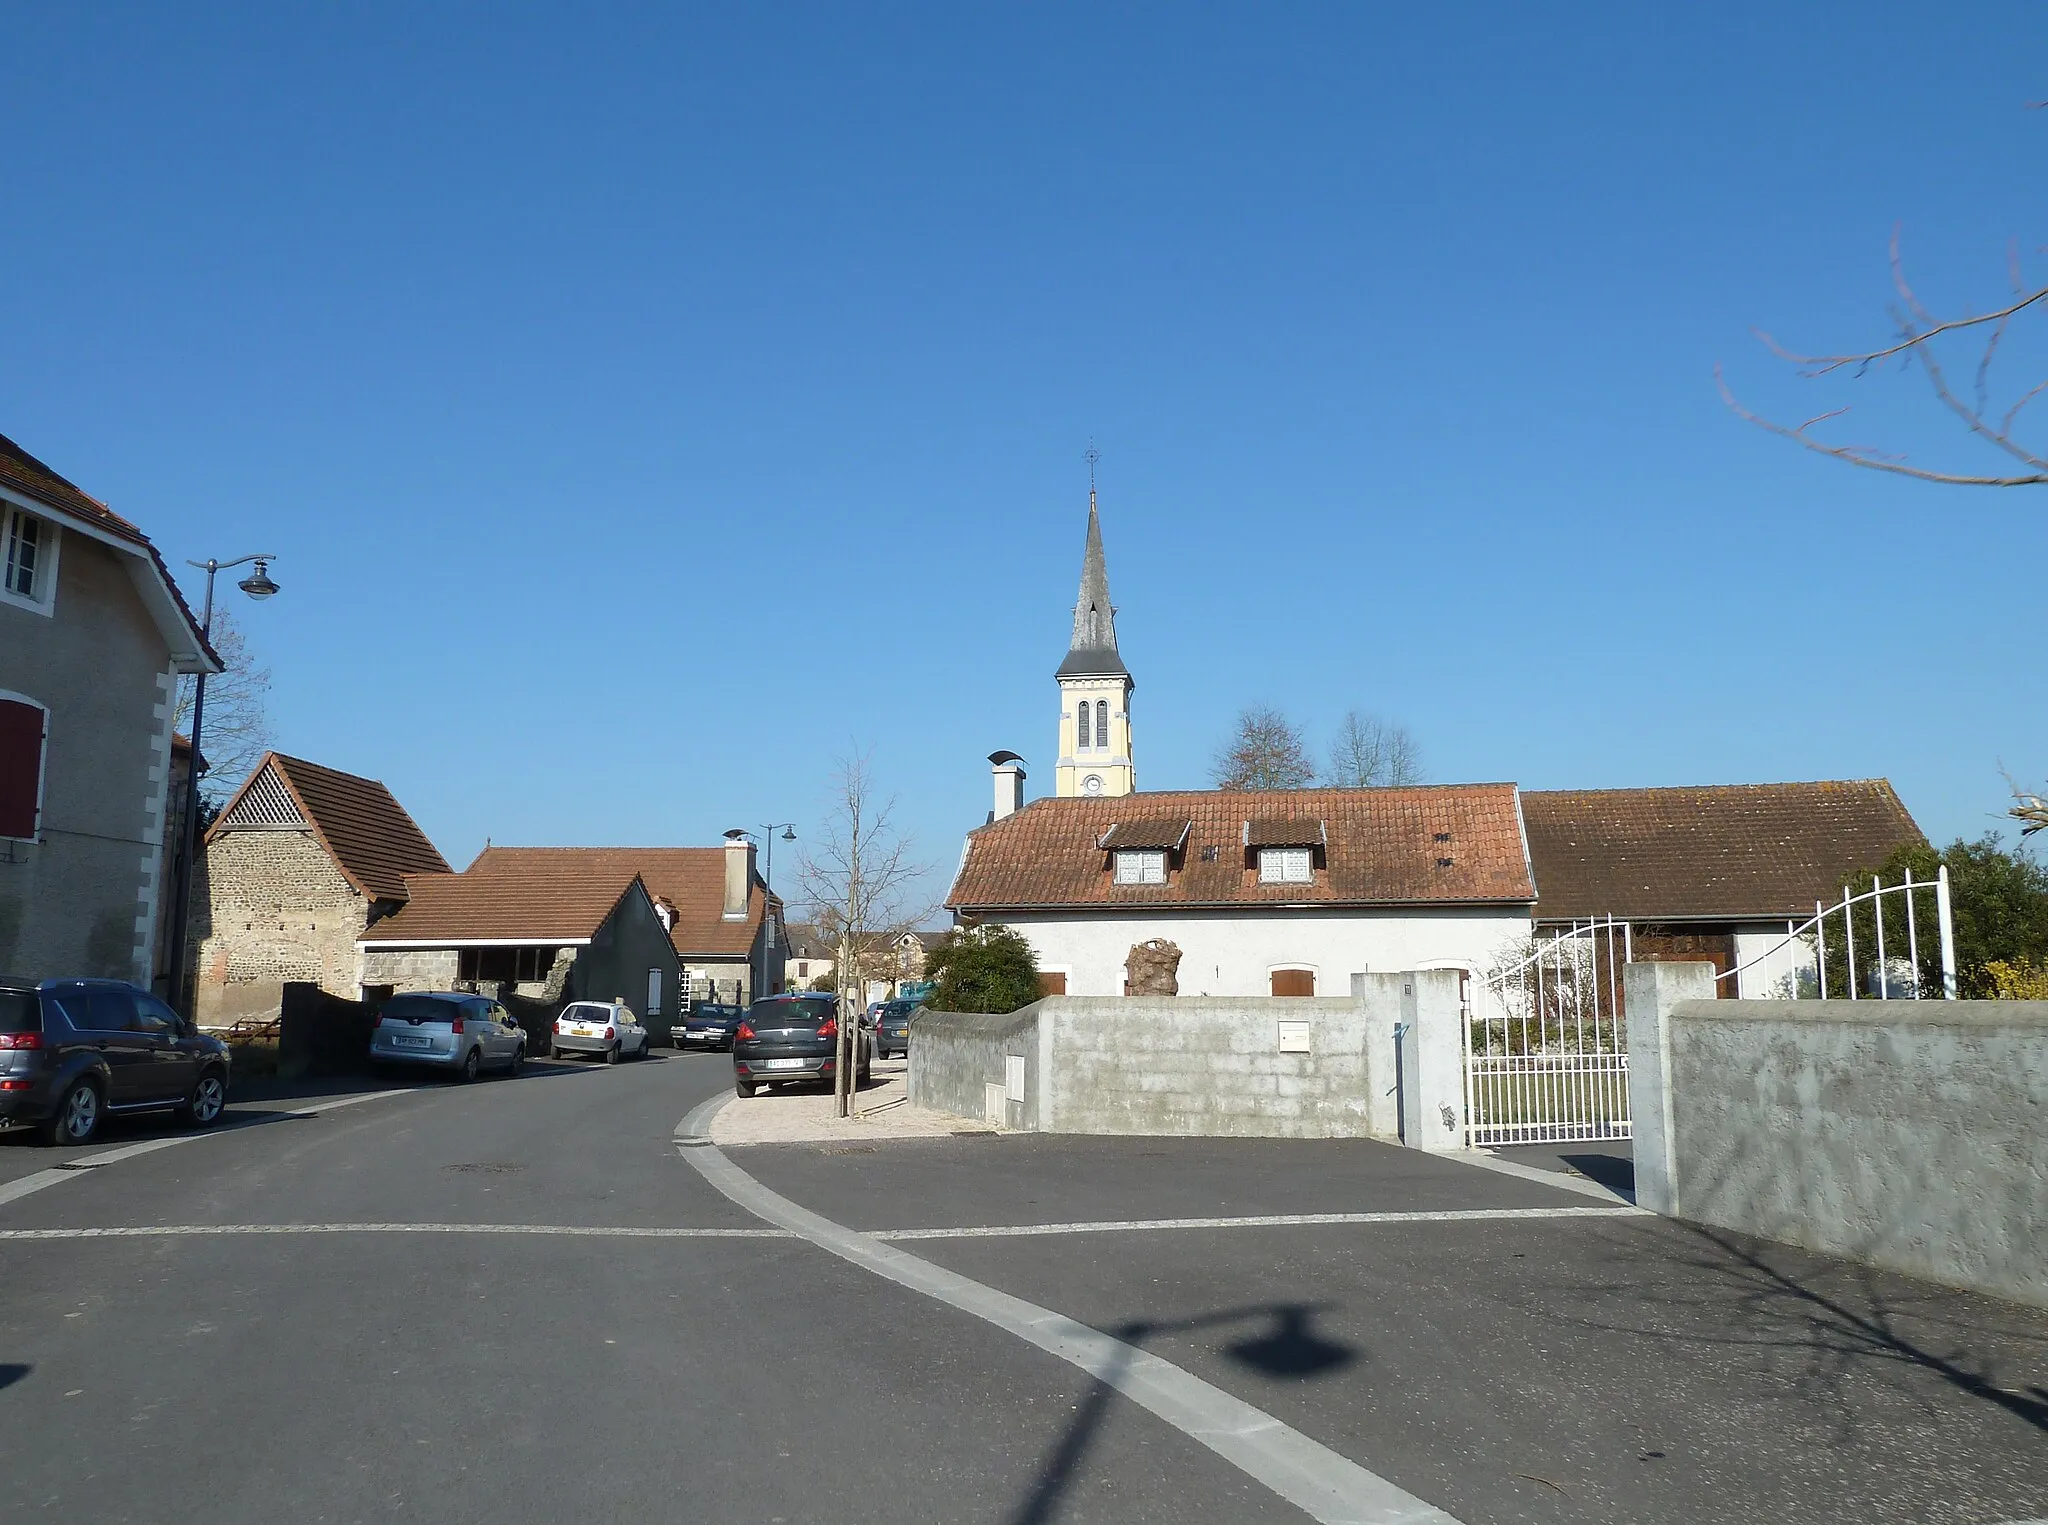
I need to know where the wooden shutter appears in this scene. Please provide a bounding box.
[0,699,44,839]
[1038,971,1067,997]
[1270,968,1315,997]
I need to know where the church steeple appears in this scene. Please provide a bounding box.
[1054,463,1136,799]
[1056,489,1130,681]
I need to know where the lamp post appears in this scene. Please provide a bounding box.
[729,823,796,1002]
[166,554,280,1014]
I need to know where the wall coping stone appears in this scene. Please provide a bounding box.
[1674,998,2048,1029]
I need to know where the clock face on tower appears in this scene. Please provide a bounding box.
[1082,774,1104,796]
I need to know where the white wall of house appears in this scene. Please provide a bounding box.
[983,905,1531,997]
[1731,921,1818,998]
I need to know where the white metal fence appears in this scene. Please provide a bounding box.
[1713,865,1958,1001]
[1466,916,1633,1148]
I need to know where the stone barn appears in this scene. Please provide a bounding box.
[192,752,448,1021]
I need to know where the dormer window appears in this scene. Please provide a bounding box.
[1258,847,1313,884]
[1114,849,1167,885]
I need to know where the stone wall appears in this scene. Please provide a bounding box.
[194,830,368,1015]
[359,947,461,991]
[1627,962,2048,1310]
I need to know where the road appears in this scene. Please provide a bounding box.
[0,1052,2042,1525]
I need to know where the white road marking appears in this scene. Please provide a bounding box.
[1444,1149,1637,1205]
[872,1205,1648,1240]
[0,1087,423,1210]
[0,1223,789,1240]
[675,1094,1465,1525]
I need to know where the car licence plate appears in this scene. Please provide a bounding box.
[395,1035,430,1049]
[574,1026,593,1035]
[762,1058,807,1071]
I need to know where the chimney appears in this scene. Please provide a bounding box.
[989,751,1026,822]
[722,831,752,920]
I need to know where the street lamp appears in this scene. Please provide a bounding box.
[728,823,796,1003]
[166,553,281,1013]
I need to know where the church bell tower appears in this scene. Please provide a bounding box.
[1054,478,1135,799]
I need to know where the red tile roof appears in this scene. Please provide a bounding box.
[949,785,1535,910]
[1520,780,1925,922]
[209,752,450,901]
[360,846,778,958]
[361,866,652,944]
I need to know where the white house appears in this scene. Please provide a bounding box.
[950,776,1537,997]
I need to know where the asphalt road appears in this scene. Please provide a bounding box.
[1,1053,2043,1525]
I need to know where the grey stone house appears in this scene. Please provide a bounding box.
[356,855,687,1041]
[0,432,218,984]
[192,751,450,1021]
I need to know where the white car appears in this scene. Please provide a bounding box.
[550,1001,651,1063]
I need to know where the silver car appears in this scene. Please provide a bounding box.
[369,992,527,1081]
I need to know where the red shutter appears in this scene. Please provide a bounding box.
[0,699,44,839]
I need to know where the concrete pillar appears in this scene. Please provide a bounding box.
[1623,959,1715,1216]
[1357,969,1466,1151]
[1351,973,1405,1140]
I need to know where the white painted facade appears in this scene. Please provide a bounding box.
[1730,920,1818,998]
[986,905,1532,998]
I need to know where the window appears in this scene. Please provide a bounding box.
[646,968,663,1016]
[4,509,46,600]
[1259,847,1313,884]
[1113,849,1166,885]
[0,697,46,840]
[1076,703,1092,750]
[130,993,182,1035]
[1038,971,1067,997]
[1095,701,1109,749]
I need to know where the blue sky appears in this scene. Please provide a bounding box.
[6,3,2041,918]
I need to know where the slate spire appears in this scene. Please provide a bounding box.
[1056,486,1130,680]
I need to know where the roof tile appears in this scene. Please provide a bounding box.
[950,785,1533,910]
[1521,780,1925,921]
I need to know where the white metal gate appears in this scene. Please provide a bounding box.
[1464,869,1960,1149]
[1466,916,1633,1148]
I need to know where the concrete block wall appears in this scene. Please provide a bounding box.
[194,831,368,1011]
[912,990,1420,1140]
[1045,996,1387,1138]
[1628,966,2048,1310]
[359,947,462,992]
[907,1007,1042,1129]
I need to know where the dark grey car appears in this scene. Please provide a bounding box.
[872,999,925,1059]
[0,976,231,1146]
[731,994,870,1098]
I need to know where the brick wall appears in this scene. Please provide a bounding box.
[193,830,370,1014]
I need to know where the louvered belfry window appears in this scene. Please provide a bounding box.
[1095,700,1109,749]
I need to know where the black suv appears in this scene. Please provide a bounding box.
[732,994,871,1097]
[0,977,232,1146]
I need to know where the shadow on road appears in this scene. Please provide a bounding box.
[1557,1150,1636,1197]
[1007,1302,1357,1525]
[1546,1217,2048,1440]
[0,1365,29,1391]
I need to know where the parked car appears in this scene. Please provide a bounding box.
[871,998,924,1059]
[673,1003,743,1051]
[732,993,870,1098]
[0,976,231,1146]
[551,1000,651,1063]
[371,991,526,1081]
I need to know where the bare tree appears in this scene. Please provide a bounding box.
[173,606,274,803]
[793,753,930,1117]
[1720,226,2048,488]
[1327,710,1424,788]
[1210,705,1315,791]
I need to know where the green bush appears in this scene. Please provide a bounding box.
[925,925,1042,1014]
[1836,835,2048,997]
